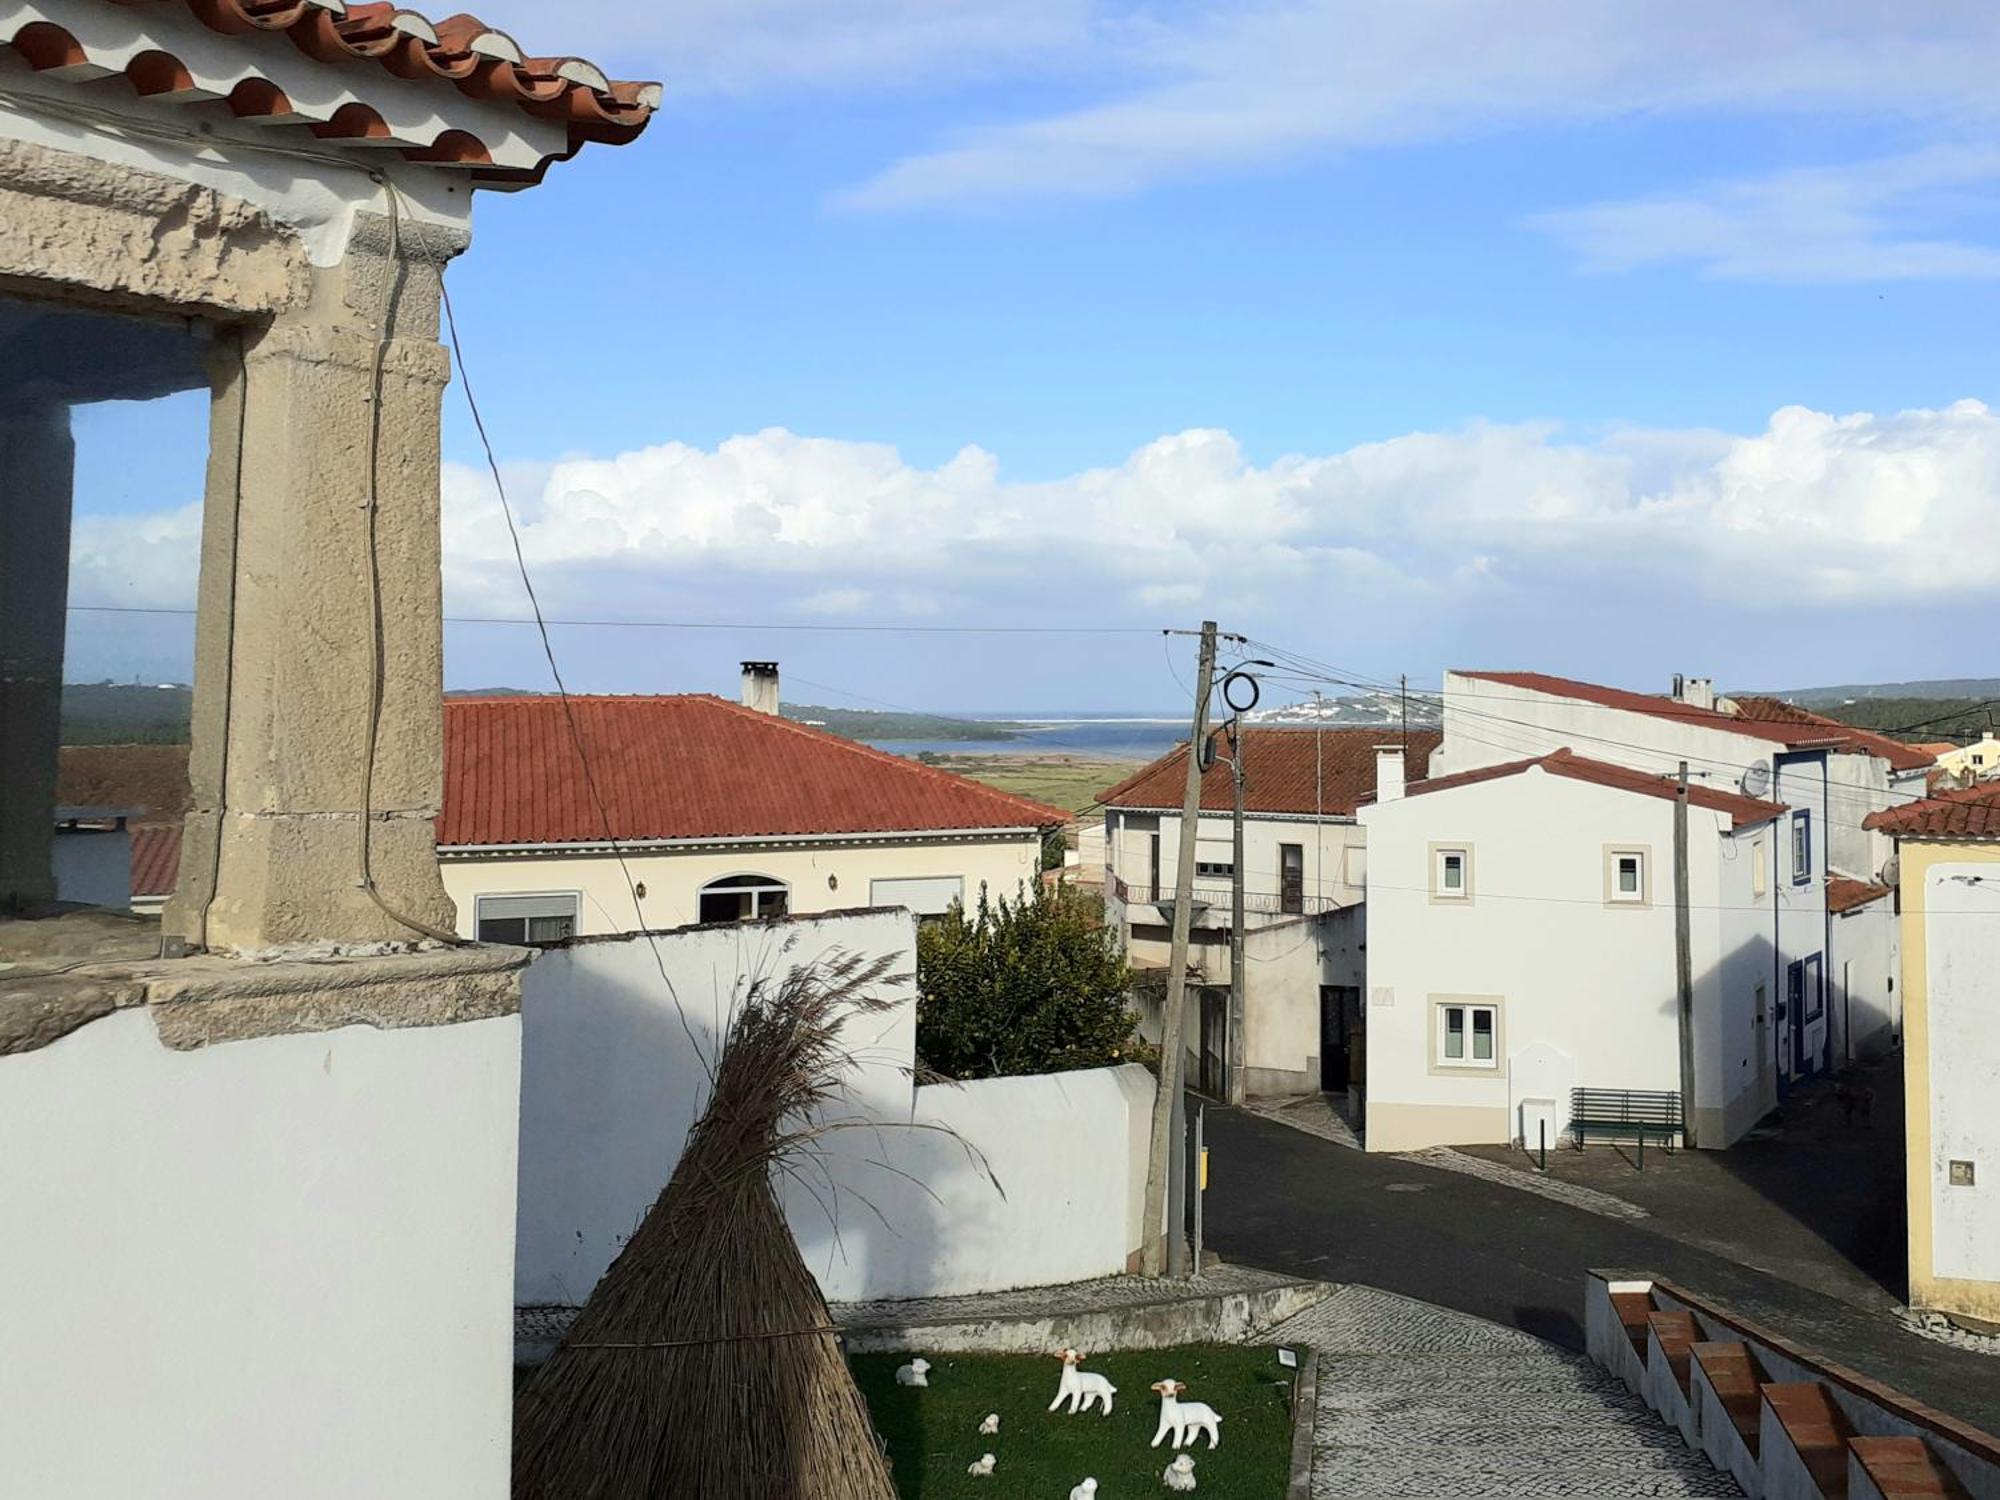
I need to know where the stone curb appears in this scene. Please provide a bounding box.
[1286,1348,1318,1500]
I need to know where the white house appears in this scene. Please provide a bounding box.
[438,665,1064,942]
[1099,728,1440,1099]
[1359,749,1791,1152]
[1431,670,1922,1085]
[1931,732,2000,784]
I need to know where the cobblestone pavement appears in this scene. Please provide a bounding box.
[1266,1286,1741,1498]
[1398,1146,1652,1220]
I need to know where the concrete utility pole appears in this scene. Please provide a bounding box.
[1674,760,1697,1148]
[1142,620,1218,1277]
[1227,717,1247,1107]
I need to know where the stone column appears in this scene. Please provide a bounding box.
[0,405,74,911]
[167,219,461,951]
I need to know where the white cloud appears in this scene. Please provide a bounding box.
[1535,146,2000,282]
[834,3,2000,209]
[72,401,2000,651]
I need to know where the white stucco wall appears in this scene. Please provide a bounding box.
[0,1008,521,1500]
[514,911,1155,1306]
[443,833,1041,939]
[1105,808,1365,921]
[1831,897,1899,1064]
[1360,767,1773,1152]
[1924,864,2000,1286]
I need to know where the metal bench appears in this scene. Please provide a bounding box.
[1569,1088,1682,1166]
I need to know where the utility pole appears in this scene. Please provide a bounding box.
[1227,716,1247,1107]
[1142,620,1218,1277]
[1674,760,1697,1149]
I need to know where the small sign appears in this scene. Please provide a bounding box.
[1949,1159,1976,1188]
[1276,1348,1299,1370]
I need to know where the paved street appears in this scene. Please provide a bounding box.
[1205,1106,2000,1435]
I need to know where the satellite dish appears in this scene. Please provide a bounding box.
[1880,854,1901,889]
[1740,759,1772,799]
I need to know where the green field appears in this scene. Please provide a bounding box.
[853,1344,1296,1499]
[925,753,1144,817]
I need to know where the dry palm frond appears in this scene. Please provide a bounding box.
[514,950,919,1500]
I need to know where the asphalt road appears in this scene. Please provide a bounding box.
[1203,1106,2000,1433]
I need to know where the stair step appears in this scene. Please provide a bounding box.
[1764,1381,1855,1500]
[1612,1289,1655,1355]
[1647,1310,1699,1395]
[1849,1436,1971,1499]
[1691,1341,1764,1454]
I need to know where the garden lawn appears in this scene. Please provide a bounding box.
[852,1343,1296,1499]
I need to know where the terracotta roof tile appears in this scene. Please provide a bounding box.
[1827,877,1892,914]
[1456,671,1851,751]
[1865,782,2000,840]
[3,3,658,181]
[1398,747,1788,829]
[1724,696,1935,773]
[129,823,183,899]
[1098,728,1442,816]
[438,694,1066,848]
[1908,742,1961,760]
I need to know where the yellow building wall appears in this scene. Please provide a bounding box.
[1897,837,2000,1324]
[441,836,1042,938]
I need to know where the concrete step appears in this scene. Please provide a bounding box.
[1848,1436,1971,1500]
[1763,1381,1856,1500]
[1648,1310,1699,1397]
[1693,1341,1764,1455]
[1613,1288,1656,1358]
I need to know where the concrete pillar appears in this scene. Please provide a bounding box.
[0,405,74,911]
[167,221,461,951]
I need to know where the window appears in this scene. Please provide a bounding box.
[1280,842,1305,914]
[1434,999,1500,1070]
[1801,953,1823,1022]
[474,892,579,947]
[1791,811,1813,884]
[699,874,790,924]
[1149,832,1162,903]
[1430,845,1471,901]
[1752,840,1769,899]
[1194,840,1234,879]
[1605,847,1649,906]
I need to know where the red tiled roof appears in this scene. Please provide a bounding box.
[130,824,183,899]
[1097,728,1442,816]
[1827,877,1892,914]
[1908,742,1961,760]
[1454,672,1849,751]
[1398,747,1788,829]
[1864,782,2000,840]
[438,695,1067,848]
[2,4,657,182]
[1724,696,1935,774]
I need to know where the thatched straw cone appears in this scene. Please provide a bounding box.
[514,952,905,1500]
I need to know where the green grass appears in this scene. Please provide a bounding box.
[927,754,1145,817]
[853,1343,1296,1499]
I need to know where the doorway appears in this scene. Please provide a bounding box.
[1321,984,1359,1092]
[1197,988,1229,1098]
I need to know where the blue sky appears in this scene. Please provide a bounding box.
[63,3,2000,712]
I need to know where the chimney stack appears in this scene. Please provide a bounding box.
[741,661,780,716]
[1677,676,1715,711]
[1375,745,1406,803]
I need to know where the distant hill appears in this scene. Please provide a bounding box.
[1781,695,1996,744]
[60,682,194,745]
[782,704,1015,742]
[1765,678,2000,706]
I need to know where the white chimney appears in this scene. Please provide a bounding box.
[1375,745,1406,803]
[741,660,780,715]
[1673,675,1715,711]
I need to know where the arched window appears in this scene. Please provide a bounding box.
[699,873,790,924]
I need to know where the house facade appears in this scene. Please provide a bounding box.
[1865,785,2000,1326]
[1360,750,1788,1152]
[1931,732,2000,784]
[1098,728,1439,1099]
[438,670,1063,940]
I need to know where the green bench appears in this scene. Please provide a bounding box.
[1570,1088,1682,1166]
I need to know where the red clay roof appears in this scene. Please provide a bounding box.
[1454,672,1850,751]
[130,824,183,900]
[1397,747,1788,829]
[1908,742,1961,760]
[1097,728,1442,816]
[1724,696,1935,774]
[1827,877,1892,914]
[1865,782,2000,840]
[2,4,657,182]
[439,695,1066,848]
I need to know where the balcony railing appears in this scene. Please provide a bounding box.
[1111,876,1341,921]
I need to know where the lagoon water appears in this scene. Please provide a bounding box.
[864,715,1187,761]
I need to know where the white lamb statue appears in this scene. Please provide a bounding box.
[893,1358,930,1387]
[1164,1452,1198,1490]
[978,1412,1000,1435]
[1068,1481,1099,1500]
[1049,1348,1117,1415]
[1150,1378,1223,1449]
[966,1453,996,1477]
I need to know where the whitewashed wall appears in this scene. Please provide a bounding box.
[0,1009,521,1500]
[1924,865,2000,1288]
[515,910,1156,1306]
[1832,897,1899,1064]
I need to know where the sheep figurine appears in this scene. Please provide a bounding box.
[966,1453,996,1478]
[978,1412,1000,1435]
[1164,1452,1198,1491]
[893,1358,930,1387]
[1150,1379,1222,1449]
[1068,1481,1099,1500]
[1048,1348,1117,1415]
